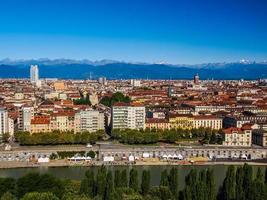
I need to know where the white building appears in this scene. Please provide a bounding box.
[0,108,8,141]
[75,109,104,133]
[112,103,145,130]
[130,79,141,87]
[30,65,41,86]
[22,106,34,132]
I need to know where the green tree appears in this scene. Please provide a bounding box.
[95,166,107,197]
[62,194,91,200]
[0,192,16,200]
[206,169,216,200]
[242,163,253,198]
[0,178,16,197]
[168,167,178,198]
[80,170,95,198]
[129,169,139,192]
[222,165,236,200]
[248,168,266,200]
[148,186,172,200]
[209,132,217,144]
[236,166,245,200]
[121,169,129,188]
[21,192,59,200]
[87,151,96,159]
[114,170,121,188]
[160,170,169,187]
[104,170,114,200]
[1,133,10,143]
[141,170,150,195]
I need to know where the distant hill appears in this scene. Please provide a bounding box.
[0,59,267,80]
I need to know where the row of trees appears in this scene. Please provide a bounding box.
[14,130,104,145]
[0,164,266,200]
[111,128,222,144]
[79,166,179,200]
[100,92,130,107]
[218,164,267,200]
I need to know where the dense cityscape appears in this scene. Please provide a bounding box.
[0,0,267,199]
[0,64,267,158]
[0,65,267,199]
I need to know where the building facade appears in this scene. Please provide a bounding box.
[112,103,145,130]
[0,108,8,141]
[75,109,104,133]
[222,125,252,146]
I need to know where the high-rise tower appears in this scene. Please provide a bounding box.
[30,65,39,84]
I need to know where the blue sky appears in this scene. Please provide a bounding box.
[0,0,266,64]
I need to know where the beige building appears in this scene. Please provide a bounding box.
[30,116,50,133]
[222,125,252,146]
[145,118,170,130]
[50,111,75,132]
[54,81,66,91]
[75,109,104,133]
[169,114,194,129]
[193,116,222,130]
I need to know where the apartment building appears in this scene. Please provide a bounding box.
[112,102,145,130]
[50,111,75,132]
[22,106,34,132]
[30,116,50,133]
[145,118,170,130]
[0,108,8,141]
[169,114,194,129]
[222,125,252,146]
[193,116,222,130]
[75,109,104,133]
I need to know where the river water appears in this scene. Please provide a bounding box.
[0,165,266,190]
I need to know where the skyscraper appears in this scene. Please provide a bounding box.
[30,65,39,84]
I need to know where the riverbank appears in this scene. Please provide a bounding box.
[0,159,267,169]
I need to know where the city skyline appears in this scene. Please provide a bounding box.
[0,0,266,64]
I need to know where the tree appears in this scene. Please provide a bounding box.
[148,186,172,200]
[168,167,178,198]
[87,151,96,159]
[80,170,95,198]
[236,166,245,200]
[160,170,169,187]
[242,163,253,198]
[1,133,10,143]
[121,169,129,187]
[206,169,216,200]
[62,194,91,200]
[0,178,16,197]
[248,168,266,200]
[0,192,16,200]
[104,170,114,200]
[114,170,121,188]
[95,166,107,197]
[21,192,59,200]
[209,132,217,144]
[129,169,139,192]
[141,170,150,195]
[222,165,236,200]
